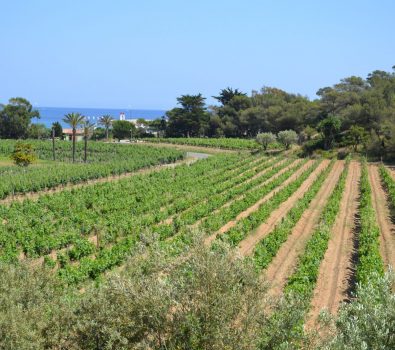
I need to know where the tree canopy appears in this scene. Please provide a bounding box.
[159,65,395,159]
[112,120,135,140]
[3,65,395,159]
[0,98,40,139]
[52,122,63,138]
[166,94,209,137]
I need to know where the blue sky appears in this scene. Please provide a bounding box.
[1,0,394,109]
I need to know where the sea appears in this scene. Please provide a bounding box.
[33,106,167,127]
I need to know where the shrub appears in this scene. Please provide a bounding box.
[323,272,395,349]
[277,130,298,149]
[256,132,276,150]
[10,142,37,167]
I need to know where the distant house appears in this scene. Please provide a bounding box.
[63,128,84,141]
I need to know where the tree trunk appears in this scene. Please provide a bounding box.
[52,127,56,161]
[72,128,76,163]
[106,127,109,141]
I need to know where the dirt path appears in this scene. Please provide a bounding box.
[307,161,360,327]
[204,160,314,245]
[0,157,197,205]
[368,164,395,269]
[236,160,333,256]
[263,161,345,297]
[142,141,237,154]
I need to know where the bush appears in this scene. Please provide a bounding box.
[323,272,395,350]
[0,242,393,349]
[71,241,271,349]
[337,149,350,160]
[0,262,76,349]
[277,130,298,149]
[301,138,325,156]
[10,142,37,167]
[256,132,276,150]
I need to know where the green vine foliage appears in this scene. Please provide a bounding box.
[253,160,335,270]
[356,161,384,285]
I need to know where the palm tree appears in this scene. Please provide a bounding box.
[62,113,85,162]
[99,115,114,141]
[82,120,95,163]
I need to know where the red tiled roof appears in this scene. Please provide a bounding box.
[62,128,84,135]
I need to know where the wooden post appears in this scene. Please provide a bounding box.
[84,132,88,163]
[52,126,56,161]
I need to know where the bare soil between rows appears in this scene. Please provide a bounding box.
[368,164,395,269]
[307,161,360,328]
[237,160,331,256]
[161,157,281,226]
[204,159,310,245]
[264,161,345,298]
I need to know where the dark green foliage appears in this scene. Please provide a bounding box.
[347,125,368,151]
[98,115,114,140]
[62,112,86,163]
[148,116,167,137]
[91,127,106,140]
[111,120,135,140]
[0,97,40,139]
[52,121,63,138]
[318,116,342,150]
[28,123,50,139]
[166,94,209,137]
[213,87,247,105]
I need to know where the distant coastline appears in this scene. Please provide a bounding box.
[33,106,166,127]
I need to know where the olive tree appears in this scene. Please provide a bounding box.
[71,241,271,350]
[0,262,76,350]
[256,132,276,150]
[321,272,395,350]
[277,130,298,149]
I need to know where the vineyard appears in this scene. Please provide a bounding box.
[142,137,264,149]
[0,140,184,199]
[0,141,394,344]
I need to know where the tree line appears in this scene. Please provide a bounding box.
[1,65,395,159]
[0,99,153,141]
[161,66,395,159]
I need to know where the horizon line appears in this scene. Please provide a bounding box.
[33,105,168,111]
